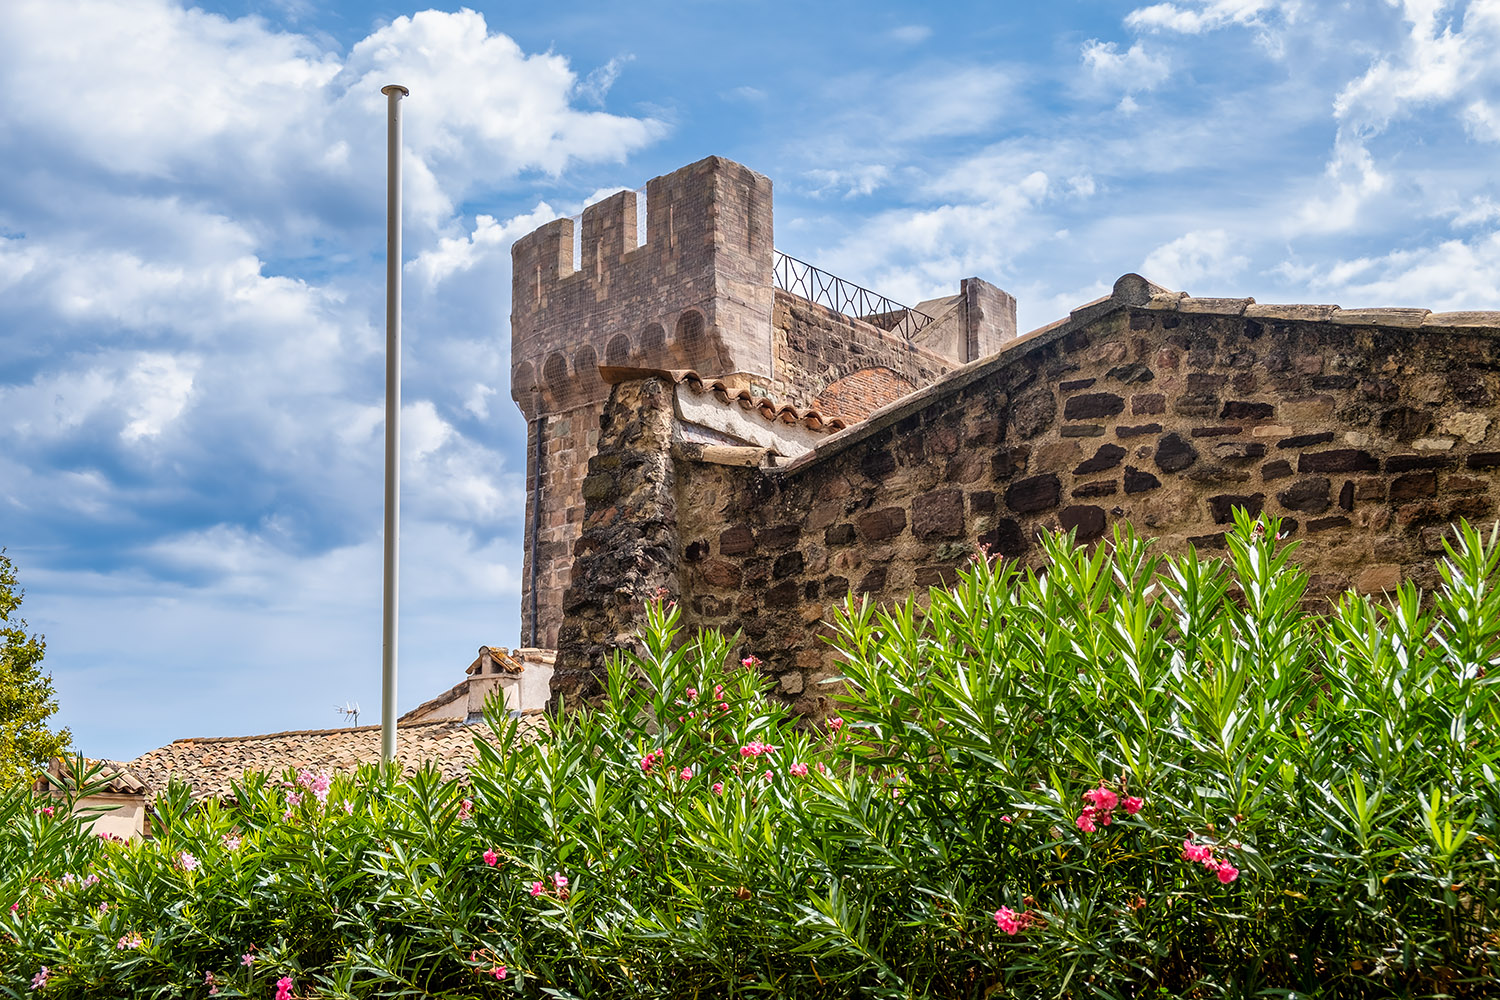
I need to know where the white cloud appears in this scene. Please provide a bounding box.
[889,25,932,44]
[1125,0,1284,33]
[1081,40,1171,92]
[1141,229,1250,289]
[122,354,197,442]
[1273,230,1500,309]
[407,204,560,291]
[576,56,633,106]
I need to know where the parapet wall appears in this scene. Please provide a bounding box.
[552,275,1500,712]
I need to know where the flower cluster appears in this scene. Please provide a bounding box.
[1182,837,1240,883]
[529,871,570,901]
[116,932,143,950]
[296,768,332,804]
[204,971,219,996]
[739,740,778,758]
[274,975,294,1000]
[1075,783,1143,832]
[994,906,1040,935]
[482,848,498,867]
[639,749,665,774]
[458,797,473,820]
[177,851,200,873]
[30,966,47,991]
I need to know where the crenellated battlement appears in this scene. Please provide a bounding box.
[511,156,775,419]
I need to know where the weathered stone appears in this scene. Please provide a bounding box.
[1378,406,1432,441]
[1446,475,1488,494]
[1131,393,1166,415]
[1468,452,1500,469]
[1355,564,1402,594]
[766,580,800,608]
[1188,531,1228,549]
[993,445,1030,480]
[684,540,709,562]
[856,507,907,542]
[1214,441,1267,461]
[1221,400,1275,420]
[1006,474,1062,513]
[1192,425,1243,437]
[1278,477,1332,513]
[1116,423,1163,438]
[699,560,743,589]
[1208,493,1264,524]
[778,671,805,694]
[720,525,755,556]
[1307,515,1352,533]
[1174,394,1220,417]
[1105,362,1155,384]
[1154,433,1198,473]
[581,473,616,503]
[1073,480,1118,498]
[825,524,855,546]
[1123,466,1161,494]
[1277,432,1335,450]
[1064,392,1125,420]
[970,491,997,514]
[979,518,1028,557]
[1298,449,1379,473]
[861,448,896,479]
[1060,505,1107,541]
[1261,460,1294,481]
[1412,436,1457,452]
[1075,443,1127,475]
[1059,378,1096,391]
[1439,411,1491,444]
[1012,387,1056,439]
[915,565,961,588]
[857,566,887,593]
[1386,454,1452,472]
[773,551,804,579]
[1339,480,1354,511]
[1188,373,1228,391]
[912,489,965,540]
[758,524,801,551]
[1390,472,1437,500]
[1310,375,1357,390]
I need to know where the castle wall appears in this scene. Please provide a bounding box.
[552,276,1500,713]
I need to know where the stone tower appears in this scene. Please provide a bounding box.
[510,155,1016,649]
[510,157,776,647]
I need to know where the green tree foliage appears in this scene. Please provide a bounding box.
[0,552,70,787]
[0,517,1496,997]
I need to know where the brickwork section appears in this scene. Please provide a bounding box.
[555,292,1500,715]
[520,403,602,649]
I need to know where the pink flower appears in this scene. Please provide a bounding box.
[714,685,724,697]
[679,767,693,781]
[178,851,200,872]
[117,933,143,950]
[551,872,569,890]
[1083,784,1119,812]
[275,976,294,1000]
[1075,811,1097,833]
[712,782,724,796]
[286,791,302,808]
[719,702,729,712]
[762,769,774,783]
[685,688,698,700]
[296,768,332,804]
[459,798,473,820]
[529,881,545,897]
[30,966,48,990]
[1216,862,1239,884]
[741,655,760,669]
[788,762,808,777]
[483,849,498,867]
[490,965,507,980]
[994,907,1022,935]
[222,834,242,851]
[241,953,255,966]
[816,762,827,774]
[828,717,843,732]
[1000,814,1012,823]
[1181,838,1214,864]
[1123,796,1143,815]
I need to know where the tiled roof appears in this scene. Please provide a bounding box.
[121,716,546,802]
[42,757,148,796]
[599,365,848,433]
[468,646,524,674]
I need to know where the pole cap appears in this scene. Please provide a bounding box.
[381,84,410,97]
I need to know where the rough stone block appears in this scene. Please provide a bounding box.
[1278,477,1332,513]
[1131,393,1166,415]
[1298,449,1379,473]
[825,524,855,546]
[1059,378,1096,391]
[1075,443,1127,474]
[1073,480,1119,498]
[1105,362,1155,384]
[1389,472,1437,500]
[856,507,907,542]
[1174,394,1220,417]
[1221,400,1275,420]
[1467,452,1500,469]
[1154,433,1198,473]
[773,551,805,579]
[699,560,743,589]
[1006,474,1062,513]
[979,518,1028,557]
[1214,441,1267,461]
[1307,515,1352,533]
[758,524,801,551]
[1064,392,1125,420]
[1208,493,1265,524]
[1117,423,1162,438]
[1192,425,1244,437]
[1012,387,1056,439]
[1061,424,1105,437]
[912,489,966,540]
[1124,466,1161,493]
[720,525,755,556]
[1261,460,1293,481]
[1060,505,1107,541]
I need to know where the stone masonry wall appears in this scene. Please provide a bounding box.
[555,275,1500,714]
[520,402,601,649]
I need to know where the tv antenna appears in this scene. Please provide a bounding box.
[335,702,361,727]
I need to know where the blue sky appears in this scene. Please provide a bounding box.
[4,0,1499,760]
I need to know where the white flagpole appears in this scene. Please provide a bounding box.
[380,83,408,765]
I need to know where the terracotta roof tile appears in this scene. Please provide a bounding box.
[123,716,546,802]
[598,365,847,434]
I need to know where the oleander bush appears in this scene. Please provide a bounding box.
[1,512,1497,998]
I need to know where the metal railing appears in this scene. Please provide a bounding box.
[773,250,935,340]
